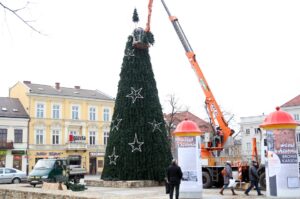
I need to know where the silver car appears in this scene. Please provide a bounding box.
[0,168,27,184]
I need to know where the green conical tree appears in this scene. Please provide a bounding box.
[101,28,172,181]
[132,8,139,23]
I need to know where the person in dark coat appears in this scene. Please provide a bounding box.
[245,161,263,196]
[219,161,237,195]
[167,159,183,199]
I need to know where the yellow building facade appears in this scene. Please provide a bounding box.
[9,81,114,174]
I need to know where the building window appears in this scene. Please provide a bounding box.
[36,103,45,118]
[72,106,79,120]
[52,130,60,145]
[297,133,300,143]
[35,129,44,144]
[13,156,22,170]
[89,107,96,121]
[254,128,261,134]
[89,131,96,145]
[104,131,109,145]
[70,131,77,136]
[0,157,5,167]
[294,114,299,121]
[0,129,7,142]
[52,104,60,119]
[245,129,250,135]
[14,129,23,143]
[256,141,260,152]
[246,142,251,151]
[224,148,229,155]
[103,108,109,122]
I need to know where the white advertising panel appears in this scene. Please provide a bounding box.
[176,136,202,198]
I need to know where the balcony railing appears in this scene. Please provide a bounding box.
[66,142,87,151]
[0,141,14,149]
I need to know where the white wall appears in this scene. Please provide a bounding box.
[0,117,28,172]
[239,115,265,163]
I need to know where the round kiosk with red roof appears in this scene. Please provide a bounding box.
[260,107,300,198]
[173,118,203,199]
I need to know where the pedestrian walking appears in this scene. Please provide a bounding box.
[219,160,237,195]
[167,159,183,199]
[245,160,264,196]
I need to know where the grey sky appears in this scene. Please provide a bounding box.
[1,0,300,128]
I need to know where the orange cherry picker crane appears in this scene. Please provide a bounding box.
[136,0,266,189]
[159,0,249,188]
[160,0,234,153]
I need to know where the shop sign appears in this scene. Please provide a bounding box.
[90,152,104,157]
[49,152,63,156]
[36,152,47,156]
[12,150,25,155]
[36,152,63,156]
[69,135,86,143]
[0,150,7,155]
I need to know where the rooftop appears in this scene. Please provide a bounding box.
[281,94,300,107]
[164,111,213,132]
[0,97,29,119]
[23,81,114,101]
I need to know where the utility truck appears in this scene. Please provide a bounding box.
[28,158,86,187]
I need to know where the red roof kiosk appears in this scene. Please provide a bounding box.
[173,119,203,199]
[260,107,300,197]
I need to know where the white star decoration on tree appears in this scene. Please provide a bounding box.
[125,48,135,57]
[108,147,119,165]
[128,133,144,152]
[126,87,144,103]
[111,115,122,132]
[148,119,162,132]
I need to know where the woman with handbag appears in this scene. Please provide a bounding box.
[219,161,237,195]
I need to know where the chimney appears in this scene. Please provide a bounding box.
[74,86,80,89]
[55,82,60,90]
[23,81,31,84]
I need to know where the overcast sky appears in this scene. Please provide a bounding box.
[1,0,300,128]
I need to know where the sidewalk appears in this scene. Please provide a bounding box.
[0,183,267,199]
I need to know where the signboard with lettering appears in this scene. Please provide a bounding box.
[12,150,25,155]
[176,136,202,198]
[90,152,104,157]
[266,129,300,197]
[69,135,86,143]
[35,152,63,156]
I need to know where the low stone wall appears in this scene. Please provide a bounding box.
[0,185,89,199]
[85,179,162,188]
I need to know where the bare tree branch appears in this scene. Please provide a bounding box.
[165,94,182,135]
[0,1,42,34]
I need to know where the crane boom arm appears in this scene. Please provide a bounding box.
[161,0,233,147]
[145,0,154,32]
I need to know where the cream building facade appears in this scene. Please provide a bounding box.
[10,81,114,174]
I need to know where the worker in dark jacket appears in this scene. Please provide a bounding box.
[245,161,263,196]
[219,161,237,195]
[167,159,183,199]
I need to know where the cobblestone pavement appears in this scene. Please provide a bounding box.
[0,183,268,199]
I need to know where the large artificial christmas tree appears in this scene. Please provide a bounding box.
[101,10,172,181]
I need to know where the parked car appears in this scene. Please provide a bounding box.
[0,167,27,184]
